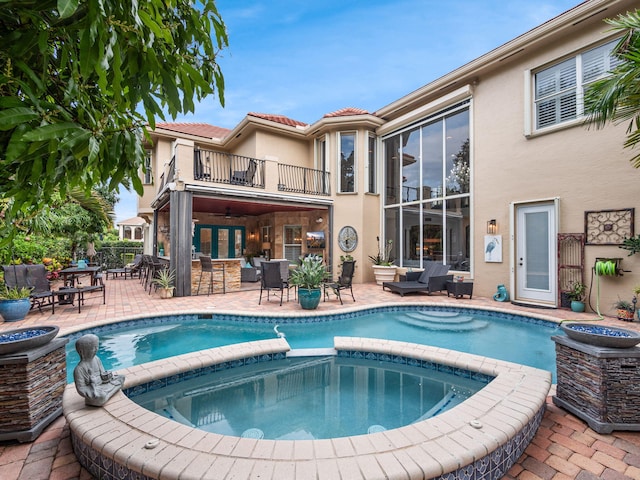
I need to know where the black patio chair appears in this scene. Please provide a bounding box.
[324,260,356,305]
[2,264,56,313]
[197,255,226,295]
[259,261,285,306]
[231,159,257,186]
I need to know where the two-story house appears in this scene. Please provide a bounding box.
[138,0,639,315]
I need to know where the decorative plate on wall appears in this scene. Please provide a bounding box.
[338,226,358,252]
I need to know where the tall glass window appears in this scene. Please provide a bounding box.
[367,134,377,193]
[339,132,355,193]
[382,102,470,271]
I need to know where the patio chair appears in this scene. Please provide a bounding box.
[324,260,356,305]
[197,255,226,295]
[231,159,257,186]
[259,261,285,306]
[382,261,452,297]
[125,254,143,279]
[2,264,56,313]
[194,149,211,180]
[240,258,260,283]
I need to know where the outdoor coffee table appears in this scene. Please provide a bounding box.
[446,281,474,299]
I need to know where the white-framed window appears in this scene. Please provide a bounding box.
[315,136,327,172]
[533,38,621,130]
[143,149,153,184]
[338,132,356,193]
[283,225,302,263]
[366,133,377,194]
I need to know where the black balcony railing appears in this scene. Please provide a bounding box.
[278,164,331,196]
[159,155,176,191]
[194,149,265,188]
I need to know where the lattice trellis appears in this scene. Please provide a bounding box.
[558,233,585,308]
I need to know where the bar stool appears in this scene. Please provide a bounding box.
[197,256,226,295]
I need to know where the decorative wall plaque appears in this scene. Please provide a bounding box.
[585,208,634,245]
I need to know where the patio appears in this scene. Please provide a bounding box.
[1,277,640,479]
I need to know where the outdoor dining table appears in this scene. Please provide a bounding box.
[59,266,101,287]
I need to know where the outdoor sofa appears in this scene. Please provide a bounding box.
[382,261,452,297]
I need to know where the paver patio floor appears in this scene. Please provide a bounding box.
[1,277,640,479]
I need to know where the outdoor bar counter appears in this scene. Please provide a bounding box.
[191,258,241,294]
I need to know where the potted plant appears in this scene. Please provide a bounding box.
[566,281,587,313]
[614,297,635,321]
[0,284,33,322]
[369,237,396,285]
[152,269,175,299]
[289,256,329,310]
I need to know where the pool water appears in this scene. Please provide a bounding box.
[129,356,488,440]
[65,307,560,383]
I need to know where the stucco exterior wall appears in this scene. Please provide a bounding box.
[471,15,639,313]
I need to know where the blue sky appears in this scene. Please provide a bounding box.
[115,0,581,222]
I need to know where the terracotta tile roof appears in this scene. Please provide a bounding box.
[247,112,308,128]
[117,216,147,226]
[155,122,231,139]
[323,107,371,118]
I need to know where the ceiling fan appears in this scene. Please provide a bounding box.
[212,207,245,219]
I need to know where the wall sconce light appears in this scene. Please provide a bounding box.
[487,219,497,235]
[316,217,323,224]
[159,225,170,234]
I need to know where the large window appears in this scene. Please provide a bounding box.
[383,102,470,271]
[534,38,621,130]
[338,132,355,193]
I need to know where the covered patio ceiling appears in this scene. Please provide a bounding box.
[189,196,324,217]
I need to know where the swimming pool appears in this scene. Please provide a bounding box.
[64,305,560,382]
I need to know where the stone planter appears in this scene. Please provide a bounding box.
[372,265,397,286]
[560,322,640,348]
[552,333,640,433]
[0,326,60,355]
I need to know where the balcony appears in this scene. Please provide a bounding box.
[194,148,330,197]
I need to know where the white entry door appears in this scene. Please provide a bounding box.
[515,203,557,305]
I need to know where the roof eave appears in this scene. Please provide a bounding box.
[376,0,624,119]
[306,114,385,136]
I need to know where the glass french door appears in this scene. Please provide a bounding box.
[195,225,245,259]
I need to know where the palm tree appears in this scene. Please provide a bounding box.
[584,10,640,168]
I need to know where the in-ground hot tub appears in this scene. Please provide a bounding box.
[63,337,551,480]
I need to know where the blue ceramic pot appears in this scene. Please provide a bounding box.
[0,298,31,322]
[298,288,322,310]
[570,300,585,313]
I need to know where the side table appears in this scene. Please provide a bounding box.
[447,281,474,299]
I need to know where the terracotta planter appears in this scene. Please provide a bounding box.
[372,265,397,286]
[159,287,174,299]
[617,309,634,321]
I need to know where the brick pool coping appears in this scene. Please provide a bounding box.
[62,336,551,480]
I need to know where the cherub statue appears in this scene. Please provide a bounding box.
[73,334,125,406]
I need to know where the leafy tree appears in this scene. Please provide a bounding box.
[0,0,228,241]
[584,10,640,167]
